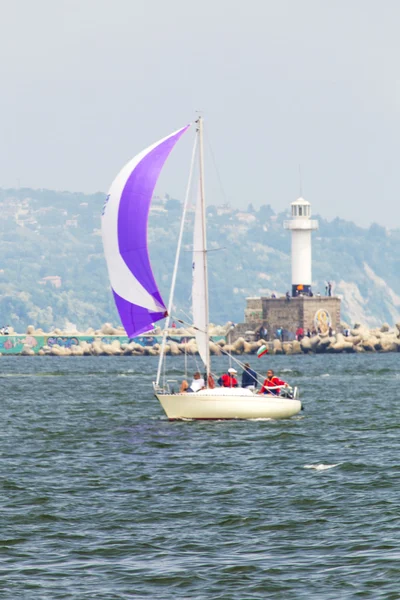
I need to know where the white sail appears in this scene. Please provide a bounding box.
[192,183,209,370]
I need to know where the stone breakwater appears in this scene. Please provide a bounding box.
[267,323,400,355]
[1,323,400,356]
[0,323,227,356]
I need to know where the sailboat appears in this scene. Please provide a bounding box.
[102,118,302,420]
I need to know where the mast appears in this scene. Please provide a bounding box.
[197,116,210,383]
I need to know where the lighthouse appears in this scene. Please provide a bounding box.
[240,196,341,337]
[284,197,318,297]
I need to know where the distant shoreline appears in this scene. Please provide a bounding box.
[1,324,399,356]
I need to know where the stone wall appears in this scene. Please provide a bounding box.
[302,297,341,332]
[244,297,263,322]
[242,296,341,336]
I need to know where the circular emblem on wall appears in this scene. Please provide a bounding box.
[314,309,332,333]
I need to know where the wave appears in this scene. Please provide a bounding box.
[303,463,340,471]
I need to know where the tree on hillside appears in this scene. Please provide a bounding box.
[165,198,181,212]
[258,204,274,220]
[367,222,386,239]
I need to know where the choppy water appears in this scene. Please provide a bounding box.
[1,353,400,599]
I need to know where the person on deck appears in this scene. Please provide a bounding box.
[179,380,189,393]
[218,368,238,388]
[241,363,258,390]
[258,370,288,395]
[188,371,205,392]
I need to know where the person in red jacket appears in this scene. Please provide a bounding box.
[258,369,288,395]
[218,367,238,387]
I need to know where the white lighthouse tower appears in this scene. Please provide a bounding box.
[284,197,318,297]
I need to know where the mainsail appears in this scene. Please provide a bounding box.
[192,117,209,371]
[192,189,209,368]
[102,125,189,337]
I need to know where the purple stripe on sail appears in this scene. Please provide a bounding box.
[113,290,167,337]
[114,290,166,338]
[118,126,189,309]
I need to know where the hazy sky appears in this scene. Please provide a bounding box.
[1,0,399,227]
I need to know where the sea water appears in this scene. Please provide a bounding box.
[1,353,399,599]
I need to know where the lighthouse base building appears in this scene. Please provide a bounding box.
[242,295,341,338]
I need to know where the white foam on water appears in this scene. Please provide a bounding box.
[117,372,139,377]
[304,463,340,471]
[321,374,330,377]
[0,374,32,378]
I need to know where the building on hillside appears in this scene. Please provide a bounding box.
[236,212,256,224]
[150,204,167,214]
[216,203,232,216]
[39,275,62,288]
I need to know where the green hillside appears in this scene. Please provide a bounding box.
[0,188,399,332]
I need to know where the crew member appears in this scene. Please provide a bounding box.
[218,368,238,387]
[241,363,258,390]
[258,369,288,395]
[188,371,205,392]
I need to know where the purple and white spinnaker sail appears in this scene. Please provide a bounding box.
[101,125,190,337]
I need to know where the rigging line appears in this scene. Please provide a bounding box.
[185,247,226,253]
[177,307,194,326]
[171,314,268,383]
[204,127,230,207]
[218,346,263,385]
[167,312,202,374]
[228,327,232,369]
[184,342,188,379]
[174,313,207,375]
[155,131,198,388]
[299,164,303,197]
[173,316,201,333]
[163,340,167,388]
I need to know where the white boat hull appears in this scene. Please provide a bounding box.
[155,387,302,420]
